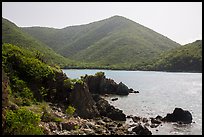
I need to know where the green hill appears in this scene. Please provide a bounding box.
[2,17,76,67]
[145,40,202,72]
[22,15,181,66]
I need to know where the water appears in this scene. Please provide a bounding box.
[62,69,202,135]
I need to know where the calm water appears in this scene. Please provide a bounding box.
[62,69,202,135]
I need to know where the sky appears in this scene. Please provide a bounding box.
[2,2,202,45]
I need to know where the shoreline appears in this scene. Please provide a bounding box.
[61,67,202,73]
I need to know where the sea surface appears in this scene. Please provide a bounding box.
[62,69,202,135]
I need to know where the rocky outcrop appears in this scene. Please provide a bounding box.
[162,108,193,124]
[93,94,126,121]
[84,72,130,95]
[69,82,100,119]
[132,124,152,135]
[116,82,129,95]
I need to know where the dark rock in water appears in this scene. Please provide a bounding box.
[142,118,149,123]
[69,83,100,119]
[111,98,118,101]
[162,108,193,124]
[150,124,159,128]
[155,115,163,120]
[151,118,162,124]
[134,91,139,93]
[132,124,152,135]
[106,106,126,121]
[116,82,130,95]
[93,95,126,121]
[84,73,130,96]
[126,115,133,119]
[132,116,141,123]
[129,88,134,91]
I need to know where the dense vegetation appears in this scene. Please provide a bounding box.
[2,17,77,67]
[151,40,202,72]
[22,15,180,66]
[2,43,76,135]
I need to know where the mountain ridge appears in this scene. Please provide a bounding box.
[22,15,181,66]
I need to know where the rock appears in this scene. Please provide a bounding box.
[69,82,100,119]
[134,91,139,93]
[132,116,141,123]
[94,96,126,121]
[117,123,123,127]
[129,88,134,91]
[151,118,162,124]
[9,103,19,110]
[111,98,118,101]
[96,120,106,125]
[103,117,112,122]
[106,106,126,121]
[162,108,193,124]
[155,115,163,120]
[150,124,159,128]
[132,124,152,135]
[104,94,109,97]
[48,122,58,131]
[126,115,133,119]
[61,122,75,131]
[84,72,131,96]
[142,118,149,123]
[116,82,130,95]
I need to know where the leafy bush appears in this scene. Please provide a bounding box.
[95,71,105,77]
[64,79,74,90]
[5,108,44,135]
[65,105,76,117]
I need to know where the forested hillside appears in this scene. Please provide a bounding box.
[2,17,76,67]
[151,40,202,72]
[22,15,180,66]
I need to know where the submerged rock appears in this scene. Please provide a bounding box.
[162,108,193,124]
[111,98,118,101]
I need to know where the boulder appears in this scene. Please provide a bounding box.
[132,116,141,123]
[69,82,100,119]
[61,121,75,131]
[84,73,129,96]
[132,124,152,135]
[116,82,130,95]
[93,96,126,121]
[162,108,193,124]
[111,98,118,101]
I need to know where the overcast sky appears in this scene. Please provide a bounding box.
[2,2,202,45]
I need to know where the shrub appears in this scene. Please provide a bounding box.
[5,108,44,135]
[65,105,76,117]
[95,72,105,77]
[64,79,74,90]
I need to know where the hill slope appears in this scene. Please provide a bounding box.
[148,40,202,72]
[22,15,181,66]
[2,17,76,67]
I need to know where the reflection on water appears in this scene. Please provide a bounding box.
[62,69,202,135]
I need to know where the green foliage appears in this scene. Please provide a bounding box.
[9,75,34,106]
[151,40,202,72]
[21,16,180,67]
[65,105,76,117]
[2,17,76,68]
[95,71,105,77]
[5,108,44,135]
[64,79,74,90]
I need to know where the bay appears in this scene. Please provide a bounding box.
[62,69,202,135]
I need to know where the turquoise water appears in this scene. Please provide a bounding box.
[62,69,202,135]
